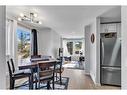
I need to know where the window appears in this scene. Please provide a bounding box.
[67,42,73,55]
[16,26,31,65]
[74,41,82,54]
[63,39,84,56]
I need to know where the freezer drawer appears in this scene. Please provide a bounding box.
[101,67,121,86]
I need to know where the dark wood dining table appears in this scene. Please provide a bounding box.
[18,59,61,89]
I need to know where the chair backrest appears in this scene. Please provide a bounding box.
[7,61,12,78]
[37,62,56,78]
[10,58,15,73]
[56,57,63,66]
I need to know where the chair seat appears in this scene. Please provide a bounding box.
[12,69,31,78]
[39,75,53,80]
[12,74,30,79]
[34,73,53,83]
[14,69,31,74]
[50,65,64,73]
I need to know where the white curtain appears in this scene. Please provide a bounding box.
[6,20,12,56]
[63,40,70,56]
[6,19,17,67]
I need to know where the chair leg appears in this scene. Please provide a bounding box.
[38,81,40,89]
[28,76,31,89]
[52,78,55,89]
[10,78,15,89]
[35,76,38,89]
[56,73,57,81]
[10,79,12,89]
[47,81,50,89]
[12,80,15,89]
[59,72,62,85]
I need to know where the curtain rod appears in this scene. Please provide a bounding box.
[7,17,39,31]
[6,18,13,21]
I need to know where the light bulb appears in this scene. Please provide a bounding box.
[18,17,22,21]
[20,13,24,17]
[38,21,42,24]
[33,13,37,17]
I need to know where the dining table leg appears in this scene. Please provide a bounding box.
[29,68,33,89]
[60,71,62,85]
[60,62,62,85]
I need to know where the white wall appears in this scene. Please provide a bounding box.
[84,25,91,74]
[0,6,6,89]
[96,17,101,84]
[51,30,61,58]
[85,17,100,85]
[89,18,97,84]
[121,6,127,89]
[38,28,61,58]
[38,28,52,56]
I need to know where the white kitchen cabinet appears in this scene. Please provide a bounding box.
[101,24,107,33]
[116,23,121,38]
[100,23,121,38]
[107,24,117,32]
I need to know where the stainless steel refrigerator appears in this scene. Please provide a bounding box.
[100,33,121,86]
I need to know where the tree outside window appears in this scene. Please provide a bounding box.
[17,28,30,64]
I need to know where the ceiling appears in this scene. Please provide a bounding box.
[6,6,120,38]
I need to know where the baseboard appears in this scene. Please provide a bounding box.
[95,83,101,86]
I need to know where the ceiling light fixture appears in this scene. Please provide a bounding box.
[20,13,24,17]
[18,12,42,24]
[18,17,22,21]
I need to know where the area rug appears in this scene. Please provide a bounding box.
[15,77,69,90]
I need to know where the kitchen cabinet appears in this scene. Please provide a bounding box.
[100,23,121,38]
[116,23,121,38]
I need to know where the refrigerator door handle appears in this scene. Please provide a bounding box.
[101,41,104,65]
[102,67,121,71]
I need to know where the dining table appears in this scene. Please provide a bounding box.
[18,59,61,89]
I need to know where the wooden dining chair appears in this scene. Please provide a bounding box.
[7,59,32,89]
[30,55,42,73]
[55,57,64,84]
[36,61,56,89]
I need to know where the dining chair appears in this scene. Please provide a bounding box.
[55,57,64,84]
[7,59,32,89]
[36,61,56,89]
[30,55,42,73]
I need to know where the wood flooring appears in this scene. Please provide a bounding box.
[6,68,121,90]
[62,68,120,90]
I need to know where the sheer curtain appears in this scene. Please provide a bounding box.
[6,19,17,67]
